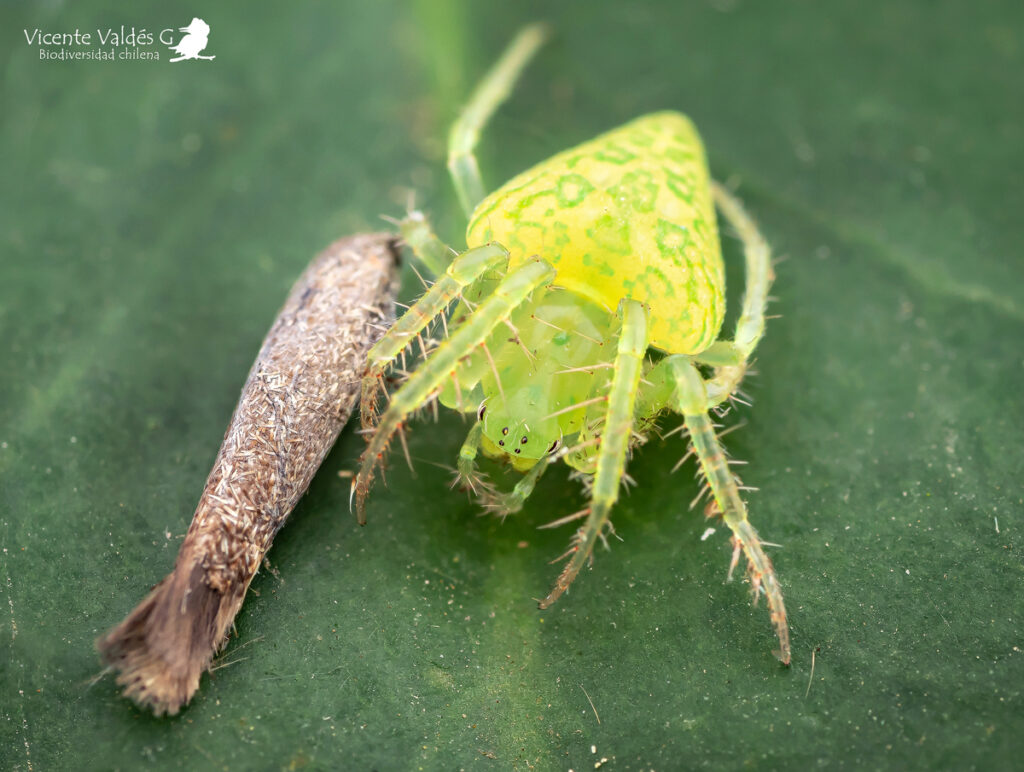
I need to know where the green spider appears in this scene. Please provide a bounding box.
[354,24,790,664]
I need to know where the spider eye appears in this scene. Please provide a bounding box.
[520,436,528,445]
[547,439,561,454]
[477,401,487,421]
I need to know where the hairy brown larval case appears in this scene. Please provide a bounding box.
[98,233,399,715]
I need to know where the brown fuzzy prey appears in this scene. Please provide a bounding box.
[96,233,399,716]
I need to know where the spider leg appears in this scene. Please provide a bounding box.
[447,23,548,217]
[453,421,498,502]
[711,180,773,359]
[354,258,556,522]
[653,356,790,665]
[478,455,550,517]
[396,210,456,279]
[540,300,648,608]
[361,243,508,430]
[455,421,485,490]
[630,185,787,661]
[702,180,774,406]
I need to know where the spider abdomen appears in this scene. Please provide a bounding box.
[466,111,724,355]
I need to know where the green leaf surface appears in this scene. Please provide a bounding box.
[2,1,1021,769]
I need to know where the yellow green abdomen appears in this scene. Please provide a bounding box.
[466,111,724,355]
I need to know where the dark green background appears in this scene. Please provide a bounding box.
[2,1,1021,769]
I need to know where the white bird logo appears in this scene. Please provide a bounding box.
[169,18,216,62]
